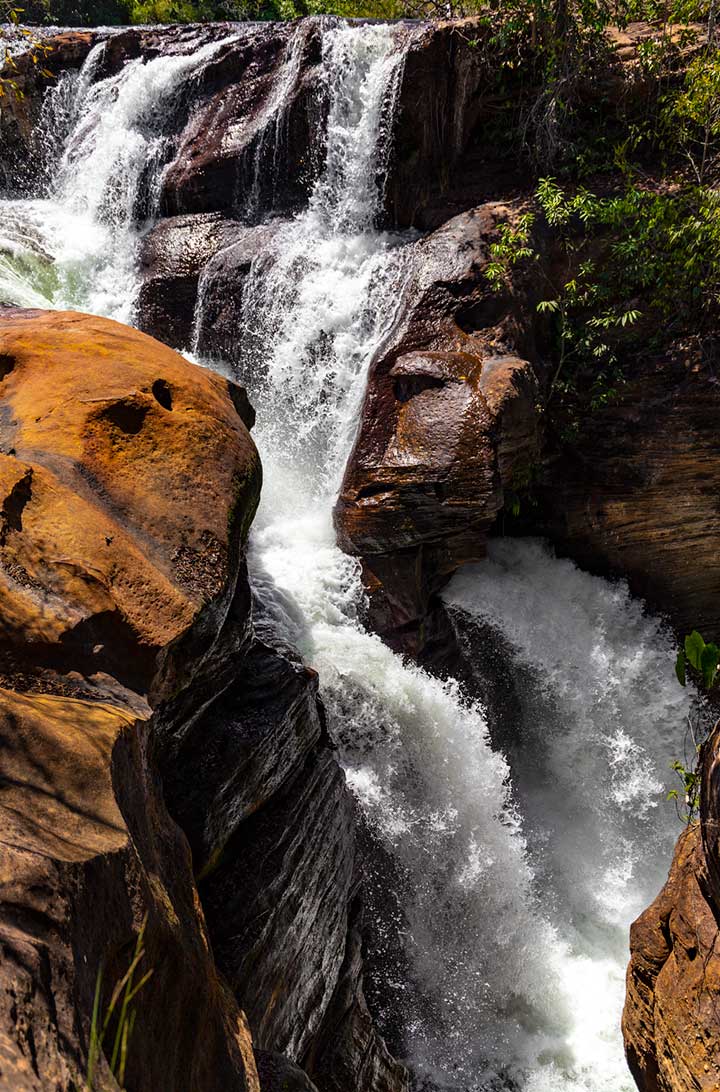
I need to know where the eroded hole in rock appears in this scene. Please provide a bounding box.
[0,353,16,381]
[356,481,395,500]
[455,293,508,334]
[0,469,32,546]
[152,378,173,410]
[103,400,149,435]
[393,374,445,402]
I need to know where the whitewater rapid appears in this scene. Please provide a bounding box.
[0,20,691,1092]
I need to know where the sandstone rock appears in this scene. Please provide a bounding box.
[623,825,720,1092]
[256,1050,321,1092]
[0,687,260,1092]
[384,20,486,230]
[0,308,404,1092]
[335,205,541,654]
[136,212,243,348]
[305,901,410,1092]
[200,741,356,1062]
[533,346,720,642]
[0,308,263,1092]
[193,221,284,366]
[0,308,260,702]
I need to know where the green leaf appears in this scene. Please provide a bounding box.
[701,642,720,689]
[675,650,687,687]
[685,630,706,671]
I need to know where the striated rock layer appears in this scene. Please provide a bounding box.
[0,310,406,1092]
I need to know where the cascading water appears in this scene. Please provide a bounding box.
[0,28,246,318]
[0,20,693,1092]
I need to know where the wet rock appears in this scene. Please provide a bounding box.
[384,20,486,230]
[0,31,99,194]
[335,204,541,654]
[159,20,328,222]
[199,743,356,1061]
[0,308,404,1092]
[193,221,284,366]
[136,212,243,348]
[256,1051,320,1092]
[305,900,410,1092]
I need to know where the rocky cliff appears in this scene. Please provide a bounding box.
[623,719,720,1092]
[0,309,405,1092]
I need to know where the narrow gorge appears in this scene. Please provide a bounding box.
[0,13,719,1092]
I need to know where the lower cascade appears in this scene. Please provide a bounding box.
[0,15,699,1092]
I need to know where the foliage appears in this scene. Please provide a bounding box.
[485,176,720,416]
[669,631,720,822]
[675,629,720,691]
[670,50,720,181]
[0,4,53,101]
[86,918,153,1092]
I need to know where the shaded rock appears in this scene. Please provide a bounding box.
[200,742,355,1061]
[256,1051,320,1092]
[304,898,410,1092]
[0,687,259,1092]
[335,205,541,654]
[162,637,325,875]
[533,345,720,642]
[384,20,486,230]
[0,308,263,1092]
[136,212,243,348]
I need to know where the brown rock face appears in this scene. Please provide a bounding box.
[0,308,260,700]
[334,205,541,654]
[157,20,328,222]
[623,723,720,1092]
[0,309,262,1092]
[136,212,242,348]
[534,348,720,642]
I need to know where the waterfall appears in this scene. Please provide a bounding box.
[0,29,244,319]
[0,21,693,1092]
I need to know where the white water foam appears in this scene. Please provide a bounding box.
[0,31,240,320]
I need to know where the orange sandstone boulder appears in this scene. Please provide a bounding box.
[0,309,261,1092]
[0,308,260,700]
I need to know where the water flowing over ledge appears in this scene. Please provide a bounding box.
[0,19,693,1092]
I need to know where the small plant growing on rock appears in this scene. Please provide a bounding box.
[669,630,720,821]
[86,918,153,1092]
